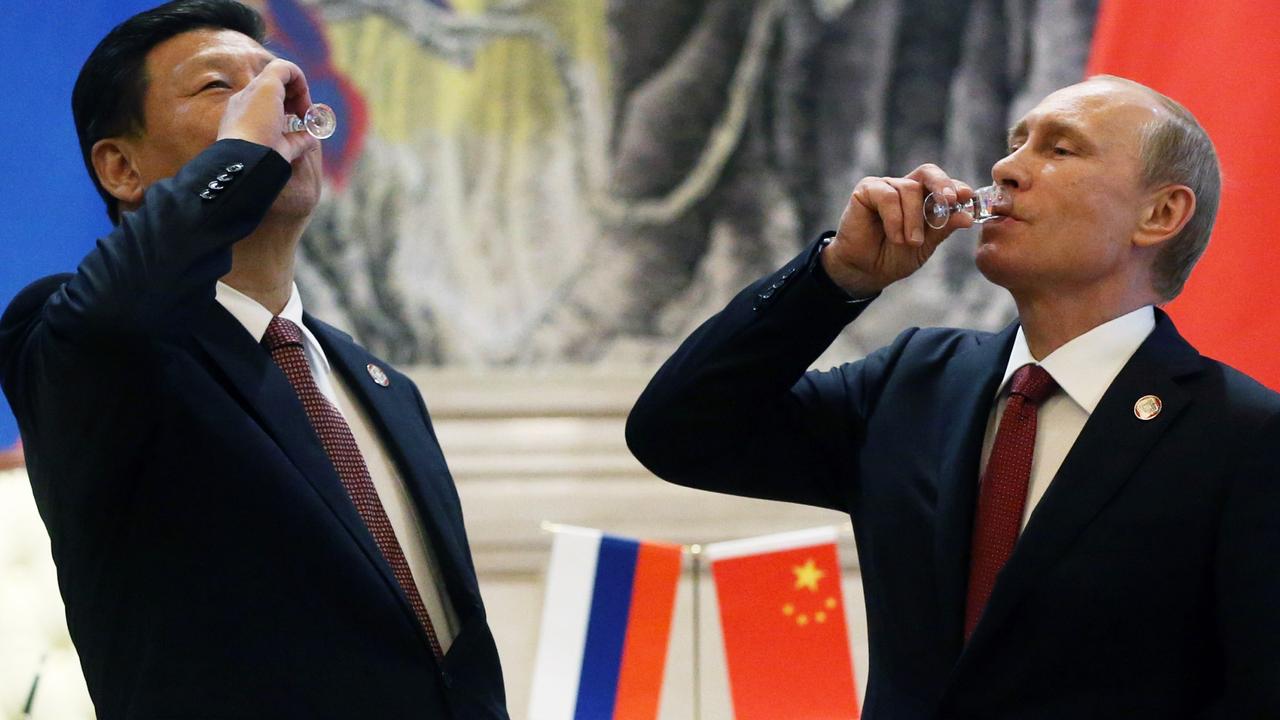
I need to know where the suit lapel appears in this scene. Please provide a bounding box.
[191,304,422,629]
[957,311,1204,662]
[306,315,484,617]
[932,324,1018,659]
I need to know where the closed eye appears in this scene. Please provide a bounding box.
[200,79,231,92]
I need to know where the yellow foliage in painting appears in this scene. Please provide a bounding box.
[324,0,607,143]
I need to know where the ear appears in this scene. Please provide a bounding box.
[1133,184,1196,249]
[90,137,144,211]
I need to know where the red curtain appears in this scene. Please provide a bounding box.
[1088,1,1280,389]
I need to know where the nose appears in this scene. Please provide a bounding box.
[991,147,1029,191]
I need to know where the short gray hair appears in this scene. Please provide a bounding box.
[1088,75,1221,300]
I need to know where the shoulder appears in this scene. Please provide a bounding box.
[905,325,999,355]
[865,324,1006,372]
[1188,354,1280,424]
[815,324,1005,400]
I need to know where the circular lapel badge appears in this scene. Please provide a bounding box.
[367,363,390,387]
[1133,394,1162,421]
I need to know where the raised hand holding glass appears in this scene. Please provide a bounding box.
[283,103,337,140]
[923,184,1010,230]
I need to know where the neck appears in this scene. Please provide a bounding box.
[220,213,306,315]
[1012,283,1156,360]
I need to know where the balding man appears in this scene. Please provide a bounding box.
[627,76,1280,718]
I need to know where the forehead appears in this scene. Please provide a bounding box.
[146,28,274,82]
[1014,80,1163,144]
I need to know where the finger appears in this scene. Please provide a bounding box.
[884,177,925,246]
[259,59,313,117]
[908,163,962,207]
[868,179,907,247]
[281,128,321,158]
[948,203,975,231]
[849,176,879,211]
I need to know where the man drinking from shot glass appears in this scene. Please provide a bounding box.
[628,75,1280,718]
[0,2,508,717]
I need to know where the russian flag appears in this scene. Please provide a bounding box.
[528,526,683,720]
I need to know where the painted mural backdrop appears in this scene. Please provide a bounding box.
[0,0,1126,454]
[6,0,1276,458]
[290,0,1097,369]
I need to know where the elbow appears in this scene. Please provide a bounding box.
[625,401,662,475]
[625,395,688,483]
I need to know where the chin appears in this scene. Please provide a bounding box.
[974,241,1020,290]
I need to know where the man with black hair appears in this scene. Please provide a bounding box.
[0,2,507,717]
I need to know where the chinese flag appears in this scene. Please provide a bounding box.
[1087,1,1280,389]
[707,527,860,719]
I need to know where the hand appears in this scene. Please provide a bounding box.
[822,165,975,296]
[216,58,319,163]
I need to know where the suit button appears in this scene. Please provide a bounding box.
[216,173,233,182]
[199,190,216,200]
[226,163,244,173]
[441,671,453,689]
[208,181,225,190]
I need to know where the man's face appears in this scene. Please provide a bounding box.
[125,28,322,218]
[975,80,1163,297]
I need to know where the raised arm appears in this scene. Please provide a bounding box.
[627,165,974,511]
[37,59,317,344]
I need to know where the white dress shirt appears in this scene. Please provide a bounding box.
[215,281,458,649]
[979,305,1156,530]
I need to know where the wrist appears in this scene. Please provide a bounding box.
[819,236,886,299]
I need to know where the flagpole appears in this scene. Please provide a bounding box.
[689,543,703,720]
[22,653,46,720]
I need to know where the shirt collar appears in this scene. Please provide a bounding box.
[214,281,331,373]
[997,305,1155,414]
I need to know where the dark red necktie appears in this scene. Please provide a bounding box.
[264,316,444,660]
[964,363,1058,640]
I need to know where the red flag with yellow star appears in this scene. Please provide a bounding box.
[705,527,860,719]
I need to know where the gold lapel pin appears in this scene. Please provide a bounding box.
[366,363,390,387]
[1133,394,1162,421]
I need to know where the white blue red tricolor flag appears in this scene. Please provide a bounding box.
[528,525,682,720]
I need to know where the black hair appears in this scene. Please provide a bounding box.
[71,0,266,223]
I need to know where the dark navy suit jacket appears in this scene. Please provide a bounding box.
[627,236,1280,719]
[0,140,507,719]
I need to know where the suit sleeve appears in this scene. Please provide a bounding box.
[43,140,291,344]
[0,140,291,488]
[1209,411,1280,716]
[626,235,918,512]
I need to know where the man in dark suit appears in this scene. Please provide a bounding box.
[627,75,1280,718]
[0,2,507,717]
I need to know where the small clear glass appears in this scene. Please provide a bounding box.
[283,103,337,140]
[923,184,1010,230]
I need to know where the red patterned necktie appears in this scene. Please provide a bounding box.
[263,316,444,660]
[963,363,1058,640]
